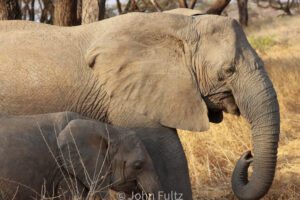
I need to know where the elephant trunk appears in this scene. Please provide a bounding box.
[231,69,280,200]
[137,168,161,199]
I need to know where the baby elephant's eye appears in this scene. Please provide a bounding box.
[133,160,144,170]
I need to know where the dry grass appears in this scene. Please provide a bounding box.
[179,15,300,200]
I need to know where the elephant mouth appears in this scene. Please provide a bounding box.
[205,92,240,123]
[208,109,223,123]
[111,180,138,194]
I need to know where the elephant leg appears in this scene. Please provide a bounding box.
[136,128,192,200]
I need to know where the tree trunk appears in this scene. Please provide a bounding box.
[150,0,163,11]
[206,0,231,15]
[130,0,139,11]
[116,0,122,14]
[237,0,248,26]
[8,0,21,19]
[99,0,106,20]
[178,0,188,8]
[40,0,54,24]
[77,0,82,24]
[189,0,197,9]
[0,0,9,20]
[124,0,131,13]
[29,0,35,21]
[283,0,292,15]
[0,0,21,20]
[82,0,106,24]
[53,0,77,26]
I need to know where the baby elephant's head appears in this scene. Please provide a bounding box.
[110,133,160,195]
[57,120,160,198]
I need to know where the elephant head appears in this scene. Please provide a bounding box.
[84,13,279,199]
[109,134,160,197]
[191,16,280,200]
[57,119,160,198]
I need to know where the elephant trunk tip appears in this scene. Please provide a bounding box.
[231,150,276,200]
[232,151,253,187]
[232,151,258,200]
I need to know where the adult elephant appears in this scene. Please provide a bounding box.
[0,12,280,200]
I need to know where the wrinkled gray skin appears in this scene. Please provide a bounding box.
[0,11,280,200]
[0,112,160,200]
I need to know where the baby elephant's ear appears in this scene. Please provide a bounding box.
[57,119,118,147]
[57,119,118,196]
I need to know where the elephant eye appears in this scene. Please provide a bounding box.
[133,160,144,171]
[223,65,236,77]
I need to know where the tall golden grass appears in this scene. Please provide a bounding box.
[179,16,300,200]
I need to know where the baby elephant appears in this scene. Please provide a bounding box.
[0,112,160,200]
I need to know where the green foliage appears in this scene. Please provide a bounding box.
[248,36,277,52]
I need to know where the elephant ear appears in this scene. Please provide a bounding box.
[57,119,119,196]
[85,25,209,132]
